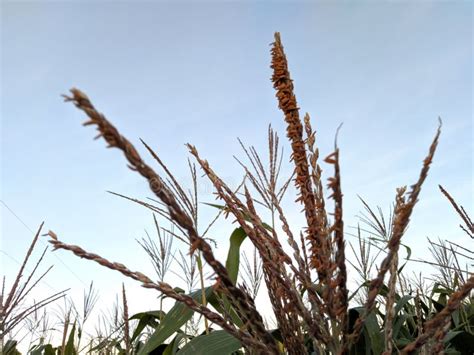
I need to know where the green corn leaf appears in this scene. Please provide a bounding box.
[43,344,55,355]
[226,227,247,284]
[138,287,213,355]
[444,330,463,343]
[201,226,249,329]
[4,340,21,355]
[392,314,408,341]
[452,308,460,328]
[395,337,412,348]
[364,312,383,355]
[448,330,474,353]
[207,292,243,327]
[130,310,166,342]
[163,333,189,355]
[394,295,413,315]
[177,330,241,355]
[30,344,55,355]
[352,307,383,355]
[65,322,77,355]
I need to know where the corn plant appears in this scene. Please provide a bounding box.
[36,32,474,354]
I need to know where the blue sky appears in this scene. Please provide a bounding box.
[1,0,472,344]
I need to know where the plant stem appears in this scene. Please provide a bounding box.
[196,251,209,334]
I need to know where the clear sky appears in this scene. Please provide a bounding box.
[1,0,472,347]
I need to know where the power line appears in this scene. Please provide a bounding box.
[0,249,57,292]
[1,199,87,287]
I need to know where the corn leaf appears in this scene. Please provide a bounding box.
[130,310,166,342]
[138,287,213,355]
[65,322,77,355]
[226,227,247,284]
[177,330,241,355]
